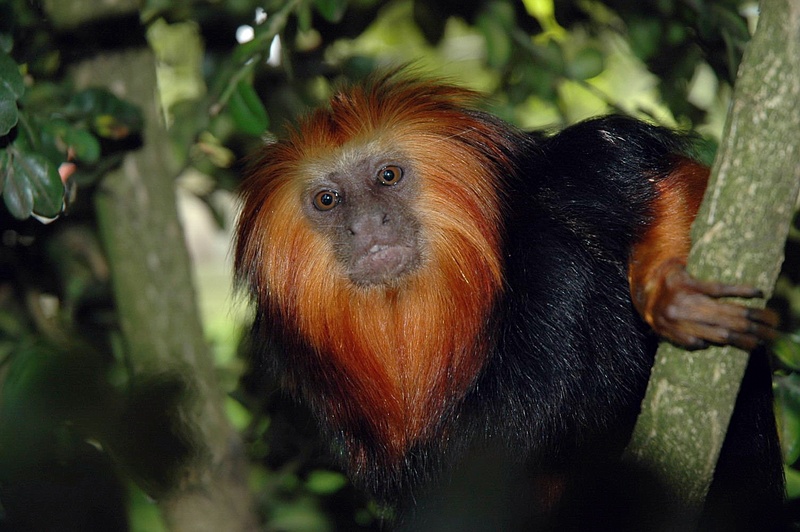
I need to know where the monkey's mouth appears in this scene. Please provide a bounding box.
[349,243,418,285]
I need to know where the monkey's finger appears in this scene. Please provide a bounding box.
[725,329,774,351]
[744,306,780,328]
[679,275,766,300]
[707,320,777,349]
[673,319,762,351]
[664,296,778,349]
[676,296,777,332]
[706,304,778,340]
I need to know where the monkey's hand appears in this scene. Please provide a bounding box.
[636,258,779,351]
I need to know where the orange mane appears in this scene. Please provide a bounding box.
[236,74,517,470]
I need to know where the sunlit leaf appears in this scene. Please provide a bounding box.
[224,396,252,431]
[522,0,566,42]
[783,466,800,499]
[523,0,554,19]
[146,18,207,125]
[306,470,348,494]
[786,466,800,499]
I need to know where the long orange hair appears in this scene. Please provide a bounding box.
[236,73,519,471]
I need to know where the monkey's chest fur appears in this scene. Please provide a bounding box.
[268,246,504,481]
[264,212,654,498]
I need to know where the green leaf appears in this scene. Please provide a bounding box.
[40,119,102,164]
[65,88,143,140]
[565,46,605,80]
[1,341,47,408]
[531,40,565,73]
[778,398,800,465]
[224,396,252,431]
[776,374,800,464]
[477,16,511,68]
[0,51,25,99]
[269,497,330,531]
[305,469,348,494]
[786,466,800,500]
[774,332,800,370]
[313,0,348,23]
[508,63,557,103]
[0,149,6,191]
[228,81,269,136]
[64,127,101,163]
[296,3,313,33]
[0,83,18,136]
[627,17,662,61]
[476,2,515,68]
[3,156,34,219]
[0,51,23,136]
[2,148,63,219]
[0,34,12,54]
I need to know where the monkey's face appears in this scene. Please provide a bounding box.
[235,78,514,464]
[300,148,423,287]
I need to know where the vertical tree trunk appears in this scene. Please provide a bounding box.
[72,49,257,532]
[625,0,800,523]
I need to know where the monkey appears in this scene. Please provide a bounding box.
[235,72,784,528]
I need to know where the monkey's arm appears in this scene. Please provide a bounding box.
[628,159,778,350]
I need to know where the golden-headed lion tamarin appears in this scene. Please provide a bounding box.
[235,72,782,528]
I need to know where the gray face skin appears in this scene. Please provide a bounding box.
[301,152,423,287]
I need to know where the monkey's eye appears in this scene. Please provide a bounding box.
[377,165,403,186]
[313,190,340,211]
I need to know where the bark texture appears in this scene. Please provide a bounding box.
[72,49,257,532]
[625,0,800,521]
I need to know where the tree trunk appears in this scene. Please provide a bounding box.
[624,0,800,523]
[71,49,258,532]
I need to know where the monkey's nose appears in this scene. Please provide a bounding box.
[347,211,388,236]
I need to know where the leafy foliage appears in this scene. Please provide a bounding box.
[0,50,24,135]
[0,42,143,220]
[1,148,61,219]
